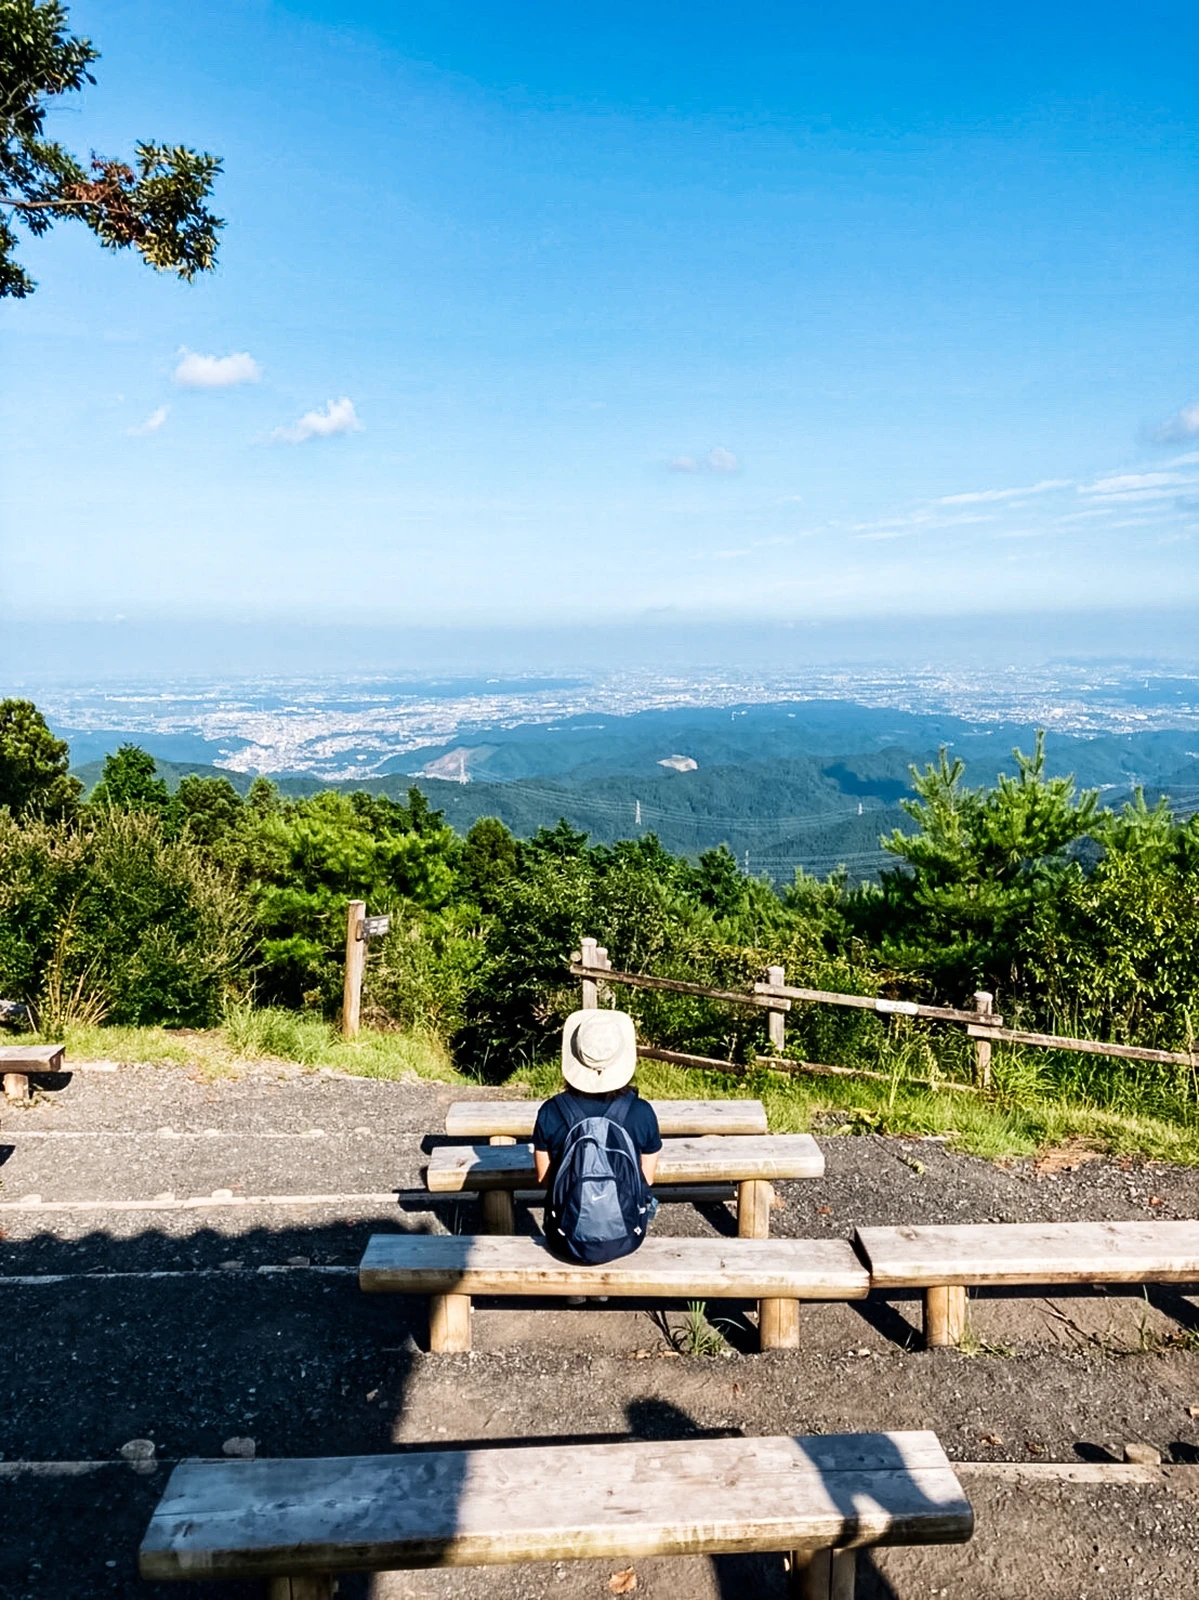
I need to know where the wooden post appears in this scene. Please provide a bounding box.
[2,1072,29,1103]
[765,964,786,1053]
[342,900,366,1039]
[481,1136,517,1233]
[758,1297,800,1350]
[972,991,994,1088]
[429,1292,472,1353]
[268,1577,335,1600]
[788,1548,856,1599]
[924,1284,967,1348]
[737,1178,773,1239]
[579,936,599,1008]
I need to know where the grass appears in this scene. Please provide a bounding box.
[20,1007,1199,1166]
[23,1004,463,1085]
[678,1301,730,1357]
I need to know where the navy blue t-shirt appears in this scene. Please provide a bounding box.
[532,1086,662,1176]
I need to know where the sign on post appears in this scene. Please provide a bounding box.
[343,904,391,1038]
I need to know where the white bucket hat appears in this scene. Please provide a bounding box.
[561,1008,637,1094]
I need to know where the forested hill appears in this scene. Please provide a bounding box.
[70,705,1199,881]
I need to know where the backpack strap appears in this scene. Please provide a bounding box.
[557,1089,636,1131]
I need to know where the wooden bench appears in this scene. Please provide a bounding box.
[426,1132,823,1239]
[0,1044,65,1103]
[139,1430,972,1598]
[857,1220,1199,1347]
[445,1097,769,1138]
[360,1231,867,1351]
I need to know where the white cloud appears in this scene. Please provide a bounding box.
[126,405,169,437]
[1149,402,1199,443]
[1081,471,1192,497]
[938,478,1071,505]
[273,396,363,444]
[173,349,262,388]
[668,456,698,473]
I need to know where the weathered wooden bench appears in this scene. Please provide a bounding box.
[445,1097,769,1138]
[139,1430,972,1598]
[360,1231,866,1351]
[426,1132,823,1239]
[857,1220,1199,1347]
[0,1044,66,1103]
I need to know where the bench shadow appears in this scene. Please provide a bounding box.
[851,1292,921,1350]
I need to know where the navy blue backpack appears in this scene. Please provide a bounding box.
[547,1092,651,1265]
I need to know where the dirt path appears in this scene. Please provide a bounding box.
[3,1063,1199,1598]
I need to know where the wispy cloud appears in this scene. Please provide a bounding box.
[937,478,1071,505]
[173,349,262,388]
[273,396,363,443]
[1148,401,1199,444]
[711,535,797,560]
[667,446,741,474]
[126,405,169,437]
[1079,471,1199,503]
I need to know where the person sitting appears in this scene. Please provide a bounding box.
[533,1009,661,1265]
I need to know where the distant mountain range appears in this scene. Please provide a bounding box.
[70,700,1199,882]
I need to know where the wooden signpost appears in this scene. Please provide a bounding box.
[342,902,391,1039]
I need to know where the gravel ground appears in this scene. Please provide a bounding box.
[3,1062,1199,1598]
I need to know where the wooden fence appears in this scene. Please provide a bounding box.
[569,936,1198,1093]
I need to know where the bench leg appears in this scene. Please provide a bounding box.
[429,1292,472,1353]
[737,1179,774,1239]
[267,1576,335,1600]
[758,1297,800,1350]
[481,1136,518,1234]
[481,1189,516,1234]
[788,1548,856,1599]
[2,1072,29,1103]
[924,1284,967,1348]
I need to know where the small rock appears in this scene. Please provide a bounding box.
[222,1437,256,1459]
[286,1255,311,1268]
[219,1260,244,1272]
[211,1188,234,1201]
[120,1438,157,1475]
[1123,1442,1161,1465]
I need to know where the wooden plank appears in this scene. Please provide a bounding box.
[426,1134,824,1193]
[139,1431,972,1579]
[637,1046,751,1072]
[569,963,789,1011]
[446,1099,768,1139]
[359,1233,870,1299]
[858,1221,1199,1288]
[965,1023,1197,1068]
[754,983,1003,1029]
[0,1045,65,1070]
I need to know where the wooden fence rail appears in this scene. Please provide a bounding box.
[570,936,1198,1092]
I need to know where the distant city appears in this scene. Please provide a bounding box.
[20,660,1199,783]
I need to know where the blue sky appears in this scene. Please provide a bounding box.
[3,0,1198,634]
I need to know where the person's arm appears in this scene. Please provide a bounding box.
[534,1148,552,1184]
[639,1101,662,1187]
